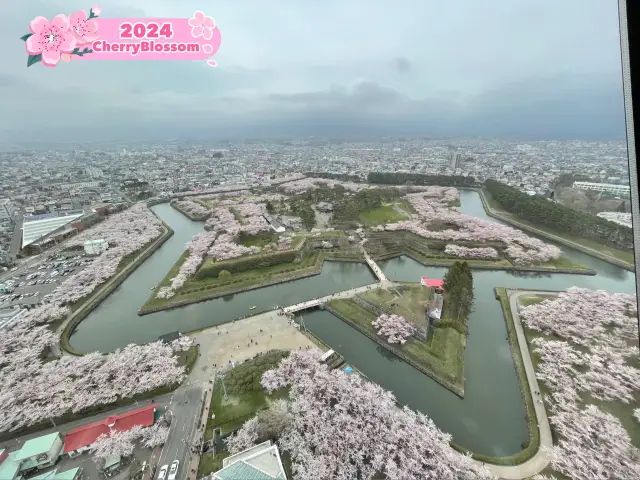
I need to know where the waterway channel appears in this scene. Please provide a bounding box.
[69,190,636,457]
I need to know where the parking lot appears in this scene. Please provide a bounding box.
[0,253,95,309]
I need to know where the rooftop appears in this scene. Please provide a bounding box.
[215,441,285,480]
[63,404,156,454]
[22,213,84,248]
[15,432,60,461]
[30,467,81,480]
[0,450,22,480]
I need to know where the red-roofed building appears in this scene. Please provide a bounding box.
[420,277,445,292]
[63,404,157,456]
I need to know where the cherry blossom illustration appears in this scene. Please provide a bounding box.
[188,11,216,40]
[21,6,100,67]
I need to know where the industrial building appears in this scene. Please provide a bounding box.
[572,181,630,197]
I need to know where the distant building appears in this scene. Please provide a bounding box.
[210,440,286,480]
[84,239,108,256]
[14,432,63,473]
[597,211,632,228]
[0,198,17,222]
[572,181,630,197]
[449,153,462,170]
[263,215,286,233]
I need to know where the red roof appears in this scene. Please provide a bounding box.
[421,277,445,291]
[63,404,157,453]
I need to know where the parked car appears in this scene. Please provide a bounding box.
[168,461,179,480]
[157,465,168,480]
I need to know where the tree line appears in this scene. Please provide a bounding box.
[305,172,363,183]
[484,179,633,251]
[367,172,478,187]
[443,261,474,325]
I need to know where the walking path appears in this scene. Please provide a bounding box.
[360,246,388,282]
[476,289,552,479]
[282,282,385,315]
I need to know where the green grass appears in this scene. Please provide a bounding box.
[238,233,276,248]
[197,451,230,478]
[204,351,290,440]
[541,256,591,270]
[328,296,465,390]
[359,204,409,226]
[518,296,545,307]
[141,252,321,312]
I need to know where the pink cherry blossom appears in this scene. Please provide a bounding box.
[26,14,77,66]
[227,349,495,479]
[520,289,640,480]
[92,5,102,16]
[372,313,416,344]
[188,11,215,40]
[69,10,99,45]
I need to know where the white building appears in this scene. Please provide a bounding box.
[22,213,84,249]
[572,181,630,197]
[0,198,16,222]
[211,441,286,480]
[84,239,108,255]
[597,211,633,228]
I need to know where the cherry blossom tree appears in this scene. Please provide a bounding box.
[520,289,640,480]
[444,245,498,259]
[174,200,210,218]
[383,192,562,266]
[91,423,170,462]
[229,350,494,480]
[372,313,416,344]
[0,329,187,433]
[277,236,293,250]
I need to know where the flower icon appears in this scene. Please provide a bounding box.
[69,9,99,45]
[25,14,77,67]
[188,11,215,40]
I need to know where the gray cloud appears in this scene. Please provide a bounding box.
[393,57,412,74]
[0,0,627,143]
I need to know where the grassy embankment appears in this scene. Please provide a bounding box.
[482,188,635,266]
[358,201,411,227]
[327,283,466,394]
[140,233,364,312]
[517,293,640,479]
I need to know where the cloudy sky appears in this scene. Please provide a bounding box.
[0,0,627,143]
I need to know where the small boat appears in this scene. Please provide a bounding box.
[249,306,256,310]
[150,286,155,291]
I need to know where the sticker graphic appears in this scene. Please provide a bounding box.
[21,6,221,68]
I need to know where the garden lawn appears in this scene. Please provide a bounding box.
[328,297,465,391]
[359,204,409,226]
[204,351,290,439]
[197,451,230,478]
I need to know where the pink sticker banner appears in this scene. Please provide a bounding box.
[21,7,221,68]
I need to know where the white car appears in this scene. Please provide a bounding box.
[157,465,168,480]
[168,460,179,480]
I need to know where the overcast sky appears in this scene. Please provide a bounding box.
[0,0,627,143]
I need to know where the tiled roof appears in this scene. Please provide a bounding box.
[63,404,156,453]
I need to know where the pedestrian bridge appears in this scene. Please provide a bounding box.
[361,247,387,282]
[281,282,384,315]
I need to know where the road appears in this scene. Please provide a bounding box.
[476,289,553,480]
[155,385,204,480]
